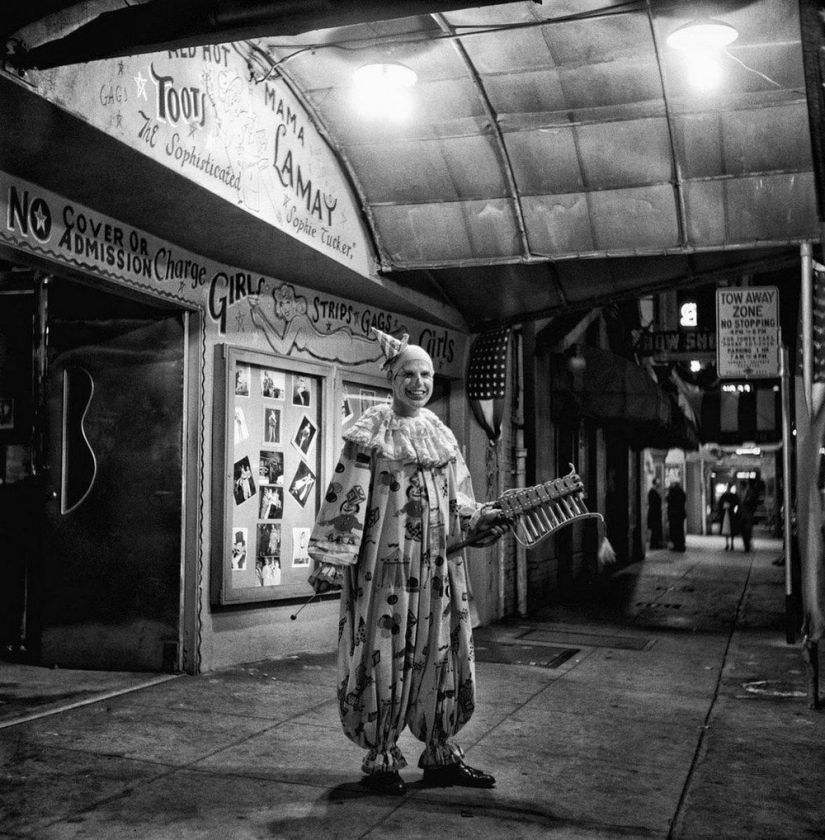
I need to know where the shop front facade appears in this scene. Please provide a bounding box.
[0,48,506,674]
[0,170,496,674]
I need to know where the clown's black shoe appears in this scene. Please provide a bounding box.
[361,770,406,796]
[422,762,496,788]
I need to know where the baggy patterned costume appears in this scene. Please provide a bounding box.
[308,404,486,774]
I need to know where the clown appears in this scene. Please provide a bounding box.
[308,328,507,796]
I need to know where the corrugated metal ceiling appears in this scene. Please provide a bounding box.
[4,0,821,330]
[261,0,815,283]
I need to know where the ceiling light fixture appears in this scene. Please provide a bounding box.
[353,62,417,90]
[352,62,417,121]
[665,19,739,91]
[665,19,739,51]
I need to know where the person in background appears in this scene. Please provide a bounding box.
[718,483,740,551]
[647,478,663,549]
[666,480,687,552]
[738,480,760,553]
[308,328,508,797]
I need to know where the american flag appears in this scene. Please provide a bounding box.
[467,327,510,400]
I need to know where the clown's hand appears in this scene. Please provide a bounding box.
[468,505,510,547]
[307,562,344,594]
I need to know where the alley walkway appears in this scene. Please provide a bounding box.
[2,534,824,839]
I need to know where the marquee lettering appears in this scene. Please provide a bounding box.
[273,124,337,225]
[150,63,206,127]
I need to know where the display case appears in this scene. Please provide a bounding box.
[211,345,332,604]
[339,371,392,436]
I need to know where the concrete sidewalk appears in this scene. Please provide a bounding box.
[2,535,824,839]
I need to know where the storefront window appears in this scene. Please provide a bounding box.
[214,352,455,606]
[213,347,329,604]
[341,379,391,427]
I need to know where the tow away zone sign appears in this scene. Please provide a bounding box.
[716,286,780,379]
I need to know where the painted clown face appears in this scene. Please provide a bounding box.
[390,347,434,417]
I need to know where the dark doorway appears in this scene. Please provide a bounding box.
[2,271,186,671]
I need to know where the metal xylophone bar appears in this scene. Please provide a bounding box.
[447,467,602,554]
[497,469,598,549]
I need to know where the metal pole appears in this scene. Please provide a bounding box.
[800,242,819,708]
[802,243,814,414]
[513,329,528,618]
[781,344,795,643]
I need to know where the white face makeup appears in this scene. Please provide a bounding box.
[390,350,434,416]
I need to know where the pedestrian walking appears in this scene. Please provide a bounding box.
[718,483,740,550]
[647,478,663,549]
[666,480,687,552]
[738,480,760,552]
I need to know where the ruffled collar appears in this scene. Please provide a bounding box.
[343,404,459,467]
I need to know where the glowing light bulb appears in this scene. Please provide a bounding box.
[666,20,738,51]
[666,18,738,91]
[352,63,417,121]
[685,49,724,90]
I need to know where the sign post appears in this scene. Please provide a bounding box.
[716,286,780,379]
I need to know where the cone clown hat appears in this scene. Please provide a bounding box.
[371,327,410,370]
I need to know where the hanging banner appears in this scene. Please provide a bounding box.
[32,43,373,277]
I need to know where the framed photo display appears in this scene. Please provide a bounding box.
[212,345,331,604]
[341,377,391,429]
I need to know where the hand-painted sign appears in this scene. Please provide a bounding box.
[34,43,373,276]
[1,172,462,376]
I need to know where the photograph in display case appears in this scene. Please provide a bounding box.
[232,528,248,570]
[263,406,282,445]
[292,415,318,457]
[292,527,311,567]
[233,456,256,505]
[234,406,249,444]
[212,345,329,604]
[289,461,316,507]
[258,485,284,519]
[293,375,311,406]
[235,364,250,397]
[261,368,285,399]
[257,522,282,557]
[256,556,282,586]
[259,450,284,485]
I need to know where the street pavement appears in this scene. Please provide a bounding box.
[2,534,824,839]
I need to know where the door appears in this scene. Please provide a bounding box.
[32,278,186,671]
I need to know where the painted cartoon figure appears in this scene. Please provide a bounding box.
[316,485,366,546]
[248,284,386,365]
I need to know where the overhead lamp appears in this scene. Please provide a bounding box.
[666,19,739,91]
[353,62,417,89]
[666,19,739,51]
[352,62,417,121]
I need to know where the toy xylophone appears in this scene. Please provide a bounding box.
[448,466,602,554]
